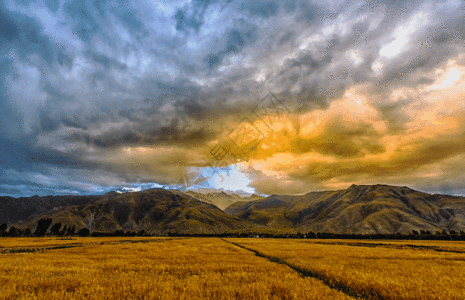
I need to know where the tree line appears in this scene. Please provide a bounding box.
[1,219,465,240]
[0,219,146,237]
[0,219,82,237]
[163,230,465,240]
[213,230,465,240]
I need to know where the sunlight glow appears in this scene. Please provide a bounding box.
[379,12,429,58]
[208,165,255,194]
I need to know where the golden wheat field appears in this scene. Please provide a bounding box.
[0,237,351,300]
[226,238,465,300]
[0,237,172,252]
[1,237,464,300]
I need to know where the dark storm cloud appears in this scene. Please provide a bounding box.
[0,4,55,63]
[203,20,258,68]
[174,2,206,32]
[1,0,465,196]
[240,1,279,18]
[63,0,146,44]
[0,1,58,138]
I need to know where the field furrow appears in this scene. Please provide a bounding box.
[0,238,354,300]
[222,238,368,300]
[226,238,465,300]
[0,237,183,254]
[0,237,175,249]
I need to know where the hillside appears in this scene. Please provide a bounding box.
[6,189,257,235]
[0,194,104,225]
[3,184,465,235]
[225,184,465,234]
[183,190,263,210]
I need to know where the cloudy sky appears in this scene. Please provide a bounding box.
[1,0,464,197]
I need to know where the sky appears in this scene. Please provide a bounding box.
[0,0,464,197]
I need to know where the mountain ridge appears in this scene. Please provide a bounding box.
[225,184,465,234]
[2,184,465,235]
[2,189,260,235]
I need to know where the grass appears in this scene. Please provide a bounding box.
[0,237,172,249]
[227,238,465,300]
[0,237,175,254]
[0,237,352,300]
[2,237,464,299]
[295,239,465,253]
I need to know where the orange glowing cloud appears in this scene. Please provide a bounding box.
[237,63,465,194]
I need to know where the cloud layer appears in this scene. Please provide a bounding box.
[1,0,464,196]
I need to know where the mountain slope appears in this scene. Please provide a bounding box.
[183,190,263,210]
[225,184,465,234]
[0,194,105,225]
[8,189,258,234]
[4,184,465,235]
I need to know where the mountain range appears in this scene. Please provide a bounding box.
[225,184,465,234]
[1,184,464,235]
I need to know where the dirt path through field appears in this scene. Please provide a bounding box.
[0,237,356,299]
[221,238,365,300]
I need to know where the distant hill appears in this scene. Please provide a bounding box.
[2,185,465,235]
[0,194,104,225]
[3,189,258,235]
[185,188,258,198]
[225,184,465,234]
[182,190,263,210]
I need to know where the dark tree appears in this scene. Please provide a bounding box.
[60,225,68,236]
[78,228,90,237]
[113,230,124,236]
[24,228,32,237]
[125,231,136,237]
[50,222,62,235]
[34,218,53,237]
[67,225,76,236]
[0,223,7,236]
[307,232,317,238]
[7,226,19,237]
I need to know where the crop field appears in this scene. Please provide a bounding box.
[226,238,465,300]
[0,237,172,253]
[0,238,464,299]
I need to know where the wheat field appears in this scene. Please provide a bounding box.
[226,238,465,300]
[0,237,172,253]
[0,237,351,300]
[1,237,464,299]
